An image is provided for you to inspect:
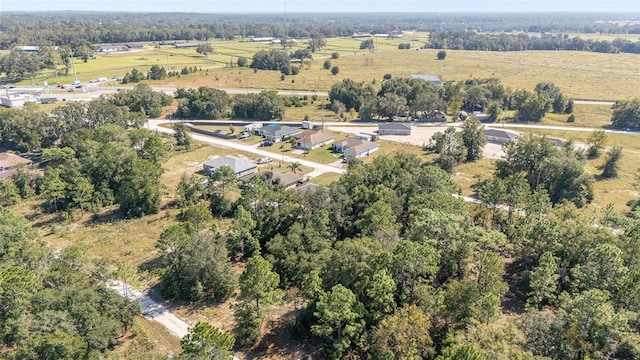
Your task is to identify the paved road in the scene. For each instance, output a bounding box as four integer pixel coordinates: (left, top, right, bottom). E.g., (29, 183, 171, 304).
(107, 280, 190, 338)
(149, 120, 346, 177)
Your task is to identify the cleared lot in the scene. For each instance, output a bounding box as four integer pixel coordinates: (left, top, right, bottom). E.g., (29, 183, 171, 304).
(328, 125, 506, 159)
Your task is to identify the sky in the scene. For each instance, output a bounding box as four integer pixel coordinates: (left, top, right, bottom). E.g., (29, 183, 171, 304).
(1, 0, 639, 13)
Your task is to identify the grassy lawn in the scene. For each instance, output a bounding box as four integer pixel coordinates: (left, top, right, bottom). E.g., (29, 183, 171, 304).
(536, 104, 614, 129)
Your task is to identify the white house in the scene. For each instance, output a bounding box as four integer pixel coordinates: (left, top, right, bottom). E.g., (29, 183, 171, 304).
(203, 155, 257, 177)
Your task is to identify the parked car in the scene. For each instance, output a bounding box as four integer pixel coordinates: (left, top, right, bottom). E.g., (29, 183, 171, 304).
(71, 80, 81, 86)
(259, 140, 273, 147)
(257, 157, 272, 164)
(238, 131, 250, 139)
(89, 79, 99, 83)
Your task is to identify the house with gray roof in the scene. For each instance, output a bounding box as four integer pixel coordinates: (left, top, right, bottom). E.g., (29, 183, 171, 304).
(294, 131, 334, 150)
(343, 141, 381, 159)
(259, 124, 301, 143)
(484, 129, 519, 145)
(378, 123, 412, 136)
(332, 138, 366, 153)
(203, 155, 257, 177)
(409, 74, 442, 87)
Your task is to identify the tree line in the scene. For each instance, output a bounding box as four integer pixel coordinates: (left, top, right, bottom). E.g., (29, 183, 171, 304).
(1, 12, 637, 49)
(428, 31, 640, 54)
(329, 76, 573, 121)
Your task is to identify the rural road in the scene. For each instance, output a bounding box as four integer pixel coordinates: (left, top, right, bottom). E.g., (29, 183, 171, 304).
(148, 120, 347, 177)
(107, 280, 190, 338)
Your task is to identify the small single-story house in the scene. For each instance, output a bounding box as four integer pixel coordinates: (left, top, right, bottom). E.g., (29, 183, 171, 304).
(332, 138, 367, 153)
(378, 123, 412, 136)
(259, 124, 301, 143)
(203, 155, 257, 177)
(0, 152, 32, 181)
(409, 74, 442, 87)
(240, 171, 303, 189)
(295, 131, 334, 150)
(343, 141, 381, 159)
(484, 129, 519, 145)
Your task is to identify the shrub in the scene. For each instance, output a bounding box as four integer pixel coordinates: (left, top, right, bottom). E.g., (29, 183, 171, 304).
(331, 66, 340, 75)
(323, 59, 331, 70)
(237, 57, 248, 67)
(383, 73, 392, 80)
(567, 114, 575, 123)
(437, 50, 447, 60)
(331, 52, 340, 59)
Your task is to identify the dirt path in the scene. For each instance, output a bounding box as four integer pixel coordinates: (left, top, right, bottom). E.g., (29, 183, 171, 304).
(107, 280, 191, 338)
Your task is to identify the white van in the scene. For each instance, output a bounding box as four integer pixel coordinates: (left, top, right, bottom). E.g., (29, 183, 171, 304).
(71, 80, 81, 86)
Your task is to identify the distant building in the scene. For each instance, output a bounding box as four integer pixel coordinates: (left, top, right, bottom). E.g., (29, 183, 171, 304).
(355, 133, 376, 142)
(378, 123, 412, 136)
(351, 33, 372, 38)
(1, 94, 38, 108)
(294, 131, 334, 150)
(251, 37, 276, 42)
(203, 155, 257, 177)
(173, 43, 203, 48)
(409, 74, 442, 87)
(259, 124, 301, 143)
(484, 129, 519, 145)
(16, 45, 40, 53)
(96, 43, 128, 52)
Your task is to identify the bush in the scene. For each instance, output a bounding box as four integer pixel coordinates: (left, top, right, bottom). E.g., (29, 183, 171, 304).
(331, 52, 340, 59)
(437, 50, 447, 60)
(567, 114, 575, 123)
(383, 73, 392, 80)
(323, 59, 331, 70)
(291, 66, 300, 75)
(331, 66, 340, 75)
(237, 57, 248, 67)
(398, 43, 411, 49)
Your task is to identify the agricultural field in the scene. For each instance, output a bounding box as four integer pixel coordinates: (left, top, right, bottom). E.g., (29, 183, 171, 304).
(24, 35, 640, 102)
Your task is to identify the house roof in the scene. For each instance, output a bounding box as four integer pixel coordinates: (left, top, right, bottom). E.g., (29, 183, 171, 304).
(295, 131, 334, 145)
(344, 142, 380, 157)
(378, 122, 412, 131)
(484, 129, 519, 141)
(260, 124, 300, 138)
(203, 155, 256, 175)
(239, 171, 303, 188)
(409, 75, 442, 84)
(0, 152, 31, 168)
(333, 137, 366, 149)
